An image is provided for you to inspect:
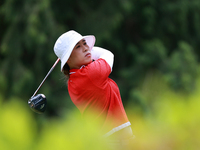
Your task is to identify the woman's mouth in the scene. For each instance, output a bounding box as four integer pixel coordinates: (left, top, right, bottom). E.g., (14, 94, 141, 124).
(85, 53, 91, 57)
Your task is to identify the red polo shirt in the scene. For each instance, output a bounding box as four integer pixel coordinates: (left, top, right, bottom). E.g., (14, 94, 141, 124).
(68, 58, 130, 134)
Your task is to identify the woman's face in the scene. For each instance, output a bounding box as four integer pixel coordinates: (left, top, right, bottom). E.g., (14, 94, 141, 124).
(67, 39, 92, 69)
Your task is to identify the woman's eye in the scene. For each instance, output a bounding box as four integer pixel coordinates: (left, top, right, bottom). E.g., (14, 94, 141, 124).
(76, 45, 80, 49)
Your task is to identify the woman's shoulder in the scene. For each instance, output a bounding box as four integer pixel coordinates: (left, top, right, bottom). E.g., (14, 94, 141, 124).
(87, 58, 110, 71)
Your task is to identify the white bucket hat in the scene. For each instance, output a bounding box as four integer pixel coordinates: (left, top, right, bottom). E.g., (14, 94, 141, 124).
(54, 30, 95, 71)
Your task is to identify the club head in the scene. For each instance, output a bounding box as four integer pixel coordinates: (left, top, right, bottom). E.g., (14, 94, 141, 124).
(28, 94, 47, 114)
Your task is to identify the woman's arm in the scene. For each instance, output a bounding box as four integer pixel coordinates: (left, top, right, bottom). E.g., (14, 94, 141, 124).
(91, 47, 114, 71)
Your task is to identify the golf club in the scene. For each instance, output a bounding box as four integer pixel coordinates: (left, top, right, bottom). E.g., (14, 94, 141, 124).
(28, 58, 60, 113)
(31, 58, 60, 98)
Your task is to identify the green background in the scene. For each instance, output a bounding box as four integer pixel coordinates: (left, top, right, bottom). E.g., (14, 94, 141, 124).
(0, 0, 200, 149)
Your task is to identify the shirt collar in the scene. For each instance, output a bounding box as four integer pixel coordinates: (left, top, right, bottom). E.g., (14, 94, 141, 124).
(69, 65, 85, 75)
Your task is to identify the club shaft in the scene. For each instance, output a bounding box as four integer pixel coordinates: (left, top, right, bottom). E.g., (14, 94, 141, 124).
(31, 58, 60, 98)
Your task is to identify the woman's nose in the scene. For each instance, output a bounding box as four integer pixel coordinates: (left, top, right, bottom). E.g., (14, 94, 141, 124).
(83, 45, 89, 52)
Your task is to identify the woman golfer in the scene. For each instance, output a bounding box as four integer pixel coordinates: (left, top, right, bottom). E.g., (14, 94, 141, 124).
(54, 30, 133, 144)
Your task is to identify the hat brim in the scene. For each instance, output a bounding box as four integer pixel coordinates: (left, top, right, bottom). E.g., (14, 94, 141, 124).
(60, 35, 95, 71)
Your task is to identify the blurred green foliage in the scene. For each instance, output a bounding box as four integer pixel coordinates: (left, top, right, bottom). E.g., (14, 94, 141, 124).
(0, 75, 200, 150)
(1, 2, 200, 148)
(1, 0, 200, 116)
(0, 96, 37, 150)
(126, 76, 200, 150)
(1, 0, 200, 148)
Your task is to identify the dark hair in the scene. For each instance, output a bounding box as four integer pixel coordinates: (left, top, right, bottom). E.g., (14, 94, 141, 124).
(62, 62, 70, 78)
